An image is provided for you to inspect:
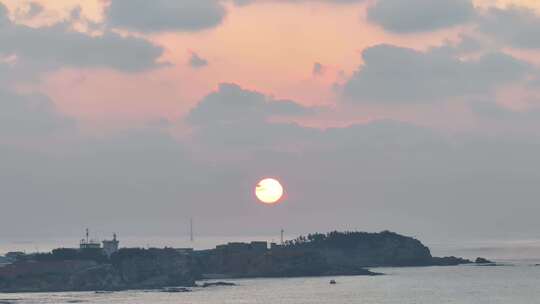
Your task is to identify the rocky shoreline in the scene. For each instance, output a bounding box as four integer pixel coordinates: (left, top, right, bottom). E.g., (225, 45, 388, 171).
(0, 248, 196, 293)
(0, 231, 490, 293)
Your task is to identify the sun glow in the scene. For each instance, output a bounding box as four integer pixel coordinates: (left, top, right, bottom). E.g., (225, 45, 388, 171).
(255, 178, 284, 204)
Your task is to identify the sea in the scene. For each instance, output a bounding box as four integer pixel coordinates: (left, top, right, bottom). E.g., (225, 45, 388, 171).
(1, 236, 540, 303)
(1, 263, 539, 304)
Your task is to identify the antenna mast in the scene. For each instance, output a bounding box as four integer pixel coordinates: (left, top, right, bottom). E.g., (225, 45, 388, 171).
(280, 228, 284, 245)
(190, 218, 194, 242)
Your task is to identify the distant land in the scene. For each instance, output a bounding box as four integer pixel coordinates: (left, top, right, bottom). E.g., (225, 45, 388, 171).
(0, 231, 492, 293)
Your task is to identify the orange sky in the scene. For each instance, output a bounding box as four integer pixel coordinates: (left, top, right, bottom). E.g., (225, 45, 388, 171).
(3, 0, 540, 131)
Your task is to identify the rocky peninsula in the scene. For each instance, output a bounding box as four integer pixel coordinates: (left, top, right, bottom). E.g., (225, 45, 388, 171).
(0, 231, 485, 293)
(0, 248, 196, 293)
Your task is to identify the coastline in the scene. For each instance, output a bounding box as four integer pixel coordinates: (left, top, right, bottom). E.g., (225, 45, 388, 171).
(0, 231, 491, 293)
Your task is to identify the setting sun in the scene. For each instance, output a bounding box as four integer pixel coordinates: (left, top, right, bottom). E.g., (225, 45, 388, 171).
(255, 178, 284, 204)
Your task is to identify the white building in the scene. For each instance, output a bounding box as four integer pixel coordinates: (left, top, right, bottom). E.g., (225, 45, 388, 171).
(102, 233, 119, 257)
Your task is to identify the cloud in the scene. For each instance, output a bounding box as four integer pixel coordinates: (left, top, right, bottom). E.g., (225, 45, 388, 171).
(0, 127, 194, 237)
(3, 80, 540, 240)
(189, 52, 208, 68)
(0, 60, 73, 139)
(0, 3, 8, 26)
(15, 2, 44, 20)
(187, 83, 316, 148)
(26, 2, 44, 18)
(477, 6, 540, 49)
(105, 0, 226, 33)
(4, 106, 540, 240)
(343, 44, 528, 103)
(367, 0, 475, 33)
(188, 83, 311, 125)
(0, 62, 9, 83)
(0, 3, 164, 73)
(0, 88, 75, 138)
(3, 0, 540, 243)
(471, 100, 540, 126)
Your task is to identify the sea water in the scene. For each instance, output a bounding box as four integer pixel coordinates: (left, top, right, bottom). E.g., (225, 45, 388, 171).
(1, 262, 539, 304)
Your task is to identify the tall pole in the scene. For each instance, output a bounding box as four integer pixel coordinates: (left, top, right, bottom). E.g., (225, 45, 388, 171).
(190, 218, 194, 242)
(280, 228, 284, 245)
(86, 228, 89, 243)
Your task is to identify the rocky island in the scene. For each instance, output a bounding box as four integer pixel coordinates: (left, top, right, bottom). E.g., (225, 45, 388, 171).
(0, 231, 485, 293)
(0, 248, 196, 293)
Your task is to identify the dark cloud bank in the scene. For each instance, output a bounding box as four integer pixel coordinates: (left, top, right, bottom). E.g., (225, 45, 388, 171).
(2, 82, 540, 242)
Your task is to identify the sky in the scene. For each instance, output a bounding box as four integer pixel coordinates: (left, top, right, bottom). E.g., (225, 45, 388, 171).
(2, 0, 540, 245)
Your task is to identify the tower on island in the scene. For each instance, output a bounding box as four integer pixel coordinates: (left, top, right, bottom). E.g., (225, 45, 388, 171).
(79, 229, 120, 257)
(102, 233, 119, 257)
(79, 228, 100, 250)
(190, 218, 194, 242)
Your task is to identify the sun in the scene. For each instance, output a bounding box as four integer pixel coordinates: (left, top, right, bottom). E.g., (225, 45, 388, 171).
(255, 178, 284, 204)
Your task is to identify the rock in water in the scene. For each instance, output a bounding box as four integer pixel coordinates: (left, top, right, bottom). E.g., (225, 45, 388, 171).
(161, 287, 191, 293)
(201, 281, 236, 288)
(475, 257, 494, 264)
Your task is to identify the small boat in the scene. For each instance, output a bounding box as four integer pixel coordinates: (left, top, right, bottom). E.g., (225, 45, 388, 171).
(329, 280, 337, 284)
